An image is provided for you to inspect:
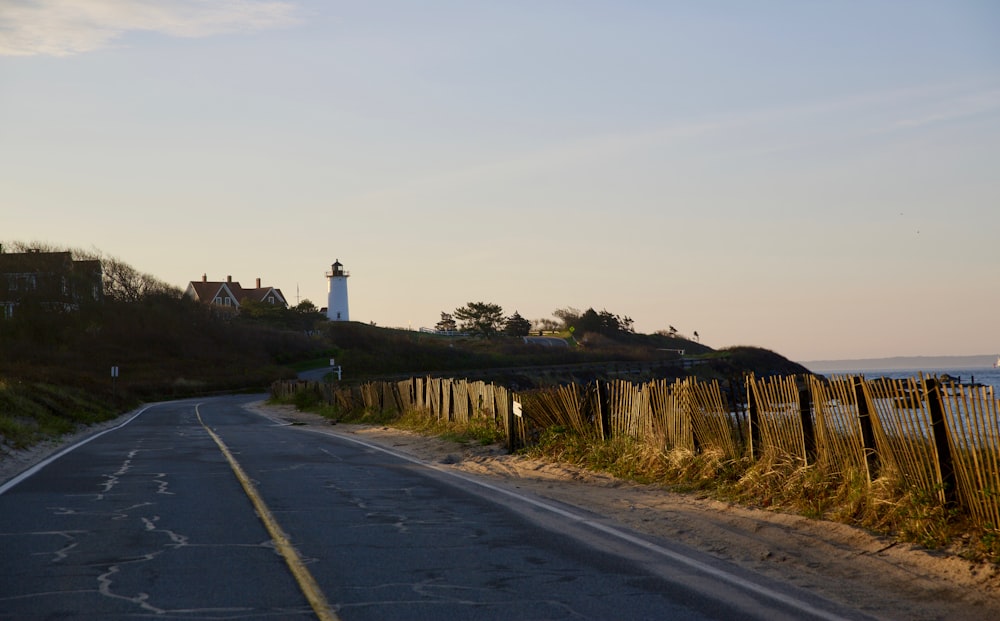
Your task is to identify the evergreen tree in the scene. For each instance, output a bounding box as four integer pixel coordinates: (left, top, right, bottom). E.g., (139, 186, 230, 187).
(574, 307, 634, 337)
(504, 311, 532, 337)
(435, 312, 457, 332)
(454, 302, 505, 337)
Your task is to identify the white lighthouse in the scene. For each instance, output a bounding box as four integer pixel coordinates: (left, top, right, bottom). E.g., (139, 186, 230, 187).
(326, 259, 350, 321)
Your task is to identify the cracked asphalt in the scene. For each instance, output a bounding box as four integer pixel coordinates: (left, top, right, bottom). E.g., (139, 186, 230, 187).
(0, 395, 870, 620)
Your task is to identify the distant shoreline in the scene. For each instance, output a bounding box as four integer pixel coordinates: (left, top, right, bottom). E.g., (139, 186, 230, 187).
(800, 354, 997, 373)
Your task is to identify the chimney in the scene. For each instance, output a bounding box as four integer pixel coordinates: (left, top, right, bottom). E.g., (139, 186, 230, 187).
(256, 277, 261, 289)
(227, 275, 232, 283)
(202, 273, 207, 282)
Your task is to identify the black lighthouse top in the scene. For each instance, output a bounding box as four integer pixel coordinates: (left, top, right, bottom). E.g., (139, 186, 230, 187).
(328, 260, 349, 278)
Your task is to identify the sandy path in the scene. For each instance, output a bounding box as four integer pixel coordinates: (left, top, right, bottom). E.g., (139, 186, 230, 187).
(4, 401, 998, 620)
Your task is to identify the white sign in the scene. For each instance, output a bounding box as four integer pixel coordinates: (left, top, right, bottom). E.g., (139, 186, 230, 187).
(111, 366, 119, 378)
(513, 400, 522, 418)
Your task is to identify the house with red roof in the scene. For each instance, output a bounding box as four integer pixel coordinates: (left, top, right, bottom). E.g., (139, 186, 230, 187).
(184, 275, 287, 311)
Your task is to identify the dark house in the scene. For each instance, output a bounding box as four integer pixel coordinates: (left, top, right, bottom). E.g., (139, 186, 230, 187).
(0, 249, 104, 318)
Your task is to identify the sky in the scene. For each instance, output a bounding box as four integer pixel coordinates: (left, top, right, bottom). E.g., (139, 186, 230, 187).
(2, 1, 998, 362)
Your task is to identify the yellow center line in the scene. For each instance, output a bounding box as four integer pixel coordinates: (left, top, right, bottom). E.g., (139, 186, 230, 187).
(196, 404, 339, 621)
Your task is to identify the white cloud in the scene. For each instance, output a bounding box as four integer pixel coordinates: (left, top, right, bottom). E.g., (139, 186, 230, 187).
(893, 87, 1000, 129)
(0, 0, 299, 57)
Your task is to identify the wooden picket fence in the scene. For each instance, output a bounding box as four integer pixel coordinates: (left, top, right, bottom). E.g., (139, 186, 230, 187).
(271, 377, 523, 450)
(272, 372, 1000, 531)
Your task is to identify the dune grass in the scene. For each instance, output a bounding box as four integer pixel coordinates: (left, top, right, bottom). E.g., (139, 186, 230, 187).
(525, 429, 998, 562)
(0, 381, 116, 449)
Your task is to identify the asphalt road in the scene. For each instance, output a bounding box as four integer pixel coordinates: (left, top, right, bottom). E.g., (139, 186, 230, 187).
(0, 395, 873, 620)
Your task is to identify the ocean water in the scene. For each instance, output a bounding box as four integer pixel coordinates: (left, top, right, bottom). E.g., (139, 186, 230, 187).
(822, 367, 1000, 395)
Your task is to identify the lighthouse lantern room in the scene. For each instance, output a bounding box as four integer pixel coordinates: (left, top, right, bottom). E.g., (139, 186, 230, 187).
(326, 259, 350, 321)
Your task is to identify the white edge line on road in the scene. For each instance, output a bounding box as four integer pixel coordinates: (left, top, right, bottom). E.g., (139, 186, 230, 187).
(0, 404, 156, 497)
(308, 427, 852, 621)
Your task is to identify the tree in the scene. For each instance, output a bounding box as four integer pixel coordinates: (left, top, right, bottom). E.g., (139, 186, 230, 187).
(239, 299, 286, 322)
(293, 299, 319, 314)
(574, 307, 634, 337)
(532, 317, 560, 332)
(100, 255, 177, 302)
(435, 312, 457, 333)
(291, 300, 325, 331)
(239, 299, 324, 331)
(553, 307, 581, 330)
(453, 301, 505, 337)
(504, 311, 532, 337)
(618, 313, 635, 334)
(576, 308, 603, 334)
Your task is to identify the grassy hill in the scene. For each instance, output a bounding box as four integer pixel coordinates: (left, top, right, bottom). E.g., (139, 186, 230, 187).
(1, 305, 808, 449)
(0, 293, 313, 448)
(0, 247, 810, 451)
(315, 322, 810, 385)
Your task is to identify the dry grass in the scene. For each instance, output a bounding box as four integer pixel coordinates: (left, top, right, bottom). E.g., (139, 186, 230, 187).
(526, 428, 998, 560)
(274, 374, 1000, 563)
(0, 381, 115, 449)
(393, 410, 505, 446)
